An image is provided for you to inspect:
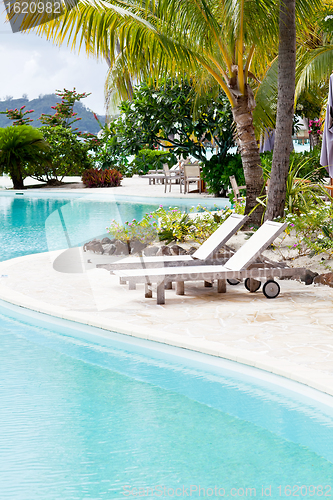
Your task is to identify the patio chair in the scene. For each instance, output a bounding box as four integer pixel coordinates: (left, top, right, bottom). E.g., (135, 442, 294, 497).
(163, 164, 183, 193)
(114, 220, 305, 304)
(184, 165, 202, 194)
(96, 214, 248, 275)
(229, 175, 246, 203)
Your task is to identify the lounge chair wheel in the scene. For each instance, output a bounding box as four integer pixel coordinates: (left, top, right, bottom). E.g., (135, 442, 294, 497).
(227, 279, 241, 286)
(263, 280, 280, 299)
(244, 278, 261, 292)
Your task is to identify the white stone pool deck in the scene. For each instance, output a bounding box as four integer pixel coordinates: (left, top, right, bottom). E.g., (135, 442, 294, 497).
(1, 177, 333, 398)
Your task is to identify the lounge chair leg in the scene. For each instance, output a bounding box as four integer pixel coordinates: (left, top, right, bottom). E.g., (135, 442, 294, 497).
(119, 277, 126, 285)
(204, 280, 213, 287)
(165, 281, 172, 289)
(176, 281, 185, 295)
(145, 282, 152, 298)
(217, 279, 226, 293)
(128, 282, 136, 290)
(156, 282, 165, 305)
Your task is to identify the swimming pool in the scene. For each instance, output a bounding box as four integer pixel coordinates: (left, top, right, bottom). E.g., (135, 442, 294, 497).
(1, 191, 333, 499)
(1, 300, 333, 499)
(0, 192, 228, 262)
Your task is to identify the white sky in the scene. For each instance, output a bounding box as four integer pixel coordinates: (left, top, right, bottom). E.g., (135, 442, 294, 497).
(0, 4, 108, 114)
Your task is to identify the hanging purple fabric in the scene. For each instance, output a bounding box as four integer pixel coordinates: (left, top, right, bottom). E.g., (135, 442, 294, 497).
(259, 129, 275, 153)
(320, 74, 333, 177)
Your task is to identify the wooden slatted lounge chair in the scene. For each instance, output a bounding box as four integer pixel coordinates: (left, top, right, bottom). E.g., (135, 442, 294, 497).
(97, 214, 248, 275)
(114, 220, 305, 304)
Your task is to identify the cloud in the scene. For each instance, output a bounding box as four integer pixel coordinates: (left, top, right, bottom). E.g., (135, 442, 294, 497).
(0, 7, 108, 114)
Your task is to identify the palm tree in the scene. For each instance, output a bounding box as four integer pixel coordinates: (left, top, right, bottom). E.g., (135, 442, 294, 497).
(22, 0, 282, 224)
(265, 0, 296, 221)
(0, 125, 49, 189)
(21, 0, 319, 223)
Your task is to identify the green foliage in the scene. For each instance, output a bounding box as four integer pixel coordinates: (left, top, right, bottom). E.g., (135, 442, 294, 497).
(258, 153, 330, 221)
(93, 125, 130, 173)
(104, 79, 234, 165)
(129, 149, 177, 175)
(261, 148, 325, 182)
(30, 126, 93, 184)
(282, 207, 333, 257)
(201, 154, 245, 196)
(107, 205, 234, 246)
(82, 168, 122, 188)
(107, 216, 158, 245)
(0, 125, 49, 188)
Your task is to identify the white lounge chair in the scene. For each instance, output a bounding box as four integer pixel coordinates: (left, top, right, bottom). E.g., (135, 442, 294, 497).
(114, 220, 304, 304)
(99, 213, 248, 274)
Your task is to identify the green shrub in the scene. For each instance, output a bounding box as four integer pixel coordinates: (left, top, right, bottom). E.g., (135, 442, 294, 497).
(201, 154, 244, 196)
(128, 149, 177, 175)
(82, 168, 122, 188)
(260, 148, 325, 182)
(107, 205, 234, 245)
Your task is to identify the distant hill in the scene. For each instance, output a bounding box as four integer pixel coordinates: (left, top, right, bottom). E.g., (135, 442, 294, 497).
(0, 94, 106, 134)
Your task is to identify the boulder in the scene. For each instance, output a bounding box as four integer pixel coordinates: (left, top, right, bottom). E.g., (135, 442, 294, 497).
(187, 246, 198, 255)
(101, 237, 115, 245)
(143, 246, 159, 257)
(170, 244, 187, 256)
(102, 243, 116, 255)
(129, 239, 147, 254)
(114, 240, 129, 255)
(83, 240, 104, 254)
(156, 245, 172, 256)
(314, 273, 333, 287)
(300, 269, 318, 286)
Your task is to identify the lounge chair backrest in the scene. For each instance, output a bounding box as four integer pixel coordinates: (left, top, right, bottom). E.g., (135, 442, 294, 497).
(224, 220, 287, 271)
(193, 213, 248, 260)
(163, 164, 170, 175)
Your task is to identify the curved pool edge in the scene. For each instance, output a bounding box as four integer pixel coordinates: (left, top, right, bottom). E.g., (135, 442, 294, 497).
(1, 253, 333, 401)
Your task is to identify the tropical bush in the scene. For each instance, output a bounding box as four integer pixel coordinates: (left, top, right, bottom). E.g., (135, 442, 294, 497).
(281, 207, 333, 258)
(201, 154, 244, 197)
(82, 168, 122, 187)
(261, 155, 329, 216)
(31, 125, 94, 184)
(0, 125, 49, 188)
(261, 148, 325, 182)
(107, 205, 233, 245)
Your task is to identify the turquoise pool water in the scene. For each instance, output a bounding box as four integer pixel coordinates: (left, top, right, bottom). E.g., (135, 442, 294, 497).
(1, 303, 333, 499)
(0, 192, 227, 260)
(1, 192, 333, 499)
(0, 193, 227, 262)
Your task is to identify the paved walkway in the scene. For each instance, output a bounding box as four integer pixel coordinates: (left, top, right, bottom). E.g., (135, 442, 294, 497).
(1, 178, 333, 397)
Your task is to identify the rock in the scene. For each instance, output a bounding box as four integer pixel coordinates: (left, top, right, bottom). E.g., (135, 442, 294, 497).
(102, 243, 116, 255)
(156, 245, 172, 256)
(170, 244, 187, 256)
(101, 237, 115, 245)
(300, 269, 318, 286)
(314, 273, 333, 287)
(187, 246, 198, 255)
(114, 240, 129, 255)
(143, 246, 159, 257)
(83, 240, 104, 254)
(129, 239, 147, 254)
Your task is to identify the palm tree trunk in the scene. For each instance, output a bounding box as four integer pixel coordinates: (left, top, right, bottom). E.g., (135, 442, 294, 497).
(10, 164, 25, 189)
(232, 91, 265, 226)
(265, 0, 296, 221)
